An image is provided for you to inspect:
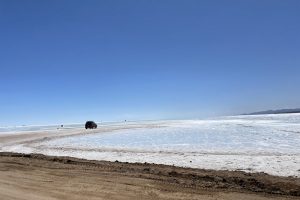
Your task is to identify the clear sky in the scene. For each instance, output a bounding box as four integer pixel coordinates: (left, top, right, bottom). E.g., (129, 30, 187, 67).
(0, 0, 300, 126)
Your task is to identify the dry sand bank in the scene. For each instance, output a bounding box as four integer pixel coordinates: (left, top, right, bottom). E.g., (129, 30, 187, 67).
(0, 152, 299, 200)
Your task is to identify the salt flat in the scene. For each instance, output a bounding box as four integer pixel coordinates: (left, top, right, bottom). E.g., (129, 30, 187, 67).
(1, 114, 300, 177)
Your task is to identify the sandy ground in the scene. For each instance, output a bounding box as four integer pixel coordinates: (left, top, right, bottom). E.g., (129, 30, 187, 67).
(0, 123, 300, 199)
(0, 152, 299, 200)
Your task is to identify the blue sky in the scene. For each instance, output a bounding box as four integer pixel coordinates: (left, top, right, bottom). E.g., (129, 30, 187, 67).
(0, 0, 300, 125)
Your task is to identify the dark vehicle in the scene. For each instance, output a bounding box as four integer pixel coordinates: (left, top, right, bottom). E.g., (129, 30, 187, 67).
(85, 121, 97, 129)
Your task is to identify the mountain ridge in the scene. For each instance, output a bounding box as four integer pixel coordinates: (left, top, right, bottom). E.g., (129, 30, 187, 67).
(244, 108, 300, 115)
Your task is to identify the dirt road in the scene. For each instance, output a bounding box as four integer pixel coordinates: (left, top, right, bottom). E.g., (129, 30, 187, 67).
(0, 152, 299, 200)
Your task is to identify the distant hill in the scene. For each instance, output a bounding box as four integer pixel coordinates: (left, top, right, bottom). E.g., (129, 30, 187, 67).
(244, 108, 300, 115)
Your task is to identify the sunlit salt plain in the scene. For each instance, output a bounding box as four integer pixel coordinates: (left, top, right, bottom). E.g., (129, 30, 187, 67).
(1, 114, 300, 177)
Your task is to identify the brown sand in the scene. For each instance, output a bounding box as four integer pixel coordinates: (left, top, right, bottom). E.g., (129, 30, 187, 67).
(0, 152, 299, 200)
